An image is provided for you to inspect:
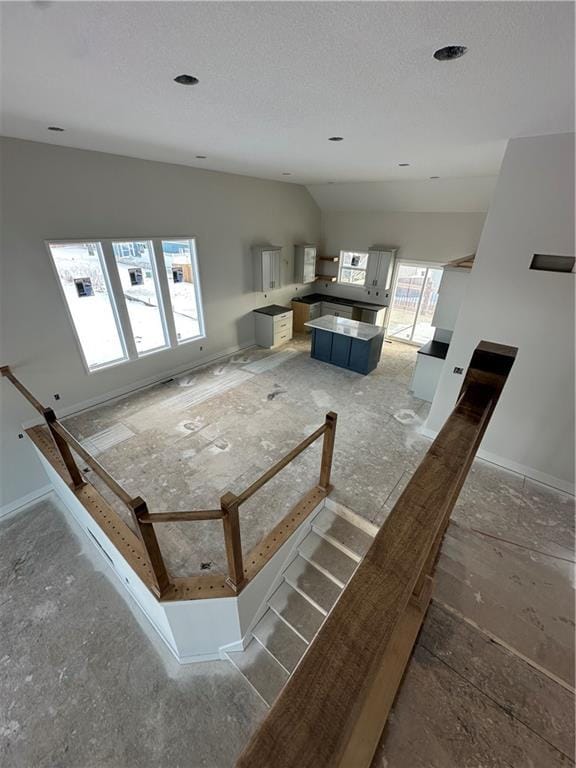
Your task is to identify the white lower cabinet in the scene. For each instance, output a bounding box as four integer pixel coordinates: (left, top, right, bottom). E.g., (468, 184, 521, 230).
(410, 354, 445, 402)
(322, 302, 354, 320)
(255, 310, 293, 348)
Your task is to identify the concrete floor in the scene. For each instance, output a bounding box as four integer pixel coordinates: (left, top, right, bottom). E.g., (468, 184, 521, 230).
(2, 338, 574, 767)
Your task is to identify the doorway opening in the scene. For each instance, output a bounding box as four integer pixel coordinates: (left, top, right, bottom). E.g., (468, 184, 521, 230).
(386, 263, 443, 345)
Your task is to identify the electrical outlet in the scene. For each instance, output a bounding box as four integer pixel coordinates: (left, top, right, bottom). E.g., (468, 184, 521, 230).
(453, 366, 464, 375)
(54, 393, 61, 400)
(18, 433, 24, 439)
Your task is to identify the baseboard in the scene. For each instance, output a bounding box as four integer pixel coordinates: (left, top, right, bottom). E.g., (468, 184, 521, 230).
(419, 426, 575, 496)
(0, 484, 54, 520)
(22, 341, 257, 428)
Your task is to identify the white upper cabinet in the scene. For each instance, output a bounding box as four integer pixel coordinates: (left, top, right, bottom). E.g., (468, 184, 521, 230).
(366, 248, 397, 289)
(431, 267, 470, 331)
(294, 244, 317, 284)
(253, 245, 282, 291)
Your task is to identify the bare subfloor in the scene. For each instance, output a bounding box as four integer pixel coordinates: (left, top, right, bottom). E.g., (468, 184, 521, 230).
(2, 339, 574, 767)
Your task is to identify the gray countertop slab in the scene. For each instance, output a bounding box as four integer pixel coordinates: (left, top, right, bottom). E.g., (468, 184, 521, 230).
(292, 293, 387, 311)
(304, 315, 385, 340)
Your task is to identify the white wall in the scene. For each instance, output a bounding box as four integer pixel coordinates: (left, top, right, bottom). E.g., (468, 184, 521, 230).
(315, 210, 486, 301)
(0, 138, 320, 508)
(425, 133, 575, 492)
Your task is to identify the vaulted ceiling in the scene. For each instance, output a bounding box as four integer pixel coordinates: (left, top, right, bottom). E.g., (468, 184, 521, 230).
(1, 1, 573, 198)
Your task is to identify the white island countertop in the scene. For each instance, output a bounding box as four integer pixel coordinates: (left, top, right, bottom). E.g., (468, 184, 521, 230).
(304, 315, 385, 341)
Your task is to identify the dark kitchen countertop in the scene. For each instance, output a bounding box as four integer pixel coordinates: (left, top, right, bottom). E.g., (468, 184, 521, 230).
(253, 304, 292, 317)
(291, 293, 387, 311)
(417, 340, 450, 360)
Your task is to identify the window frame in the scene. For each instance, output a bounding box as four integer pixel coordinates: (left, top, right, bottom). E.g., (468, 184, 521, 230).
(45, 236, 206, 374)
(337, 250, 370, 288)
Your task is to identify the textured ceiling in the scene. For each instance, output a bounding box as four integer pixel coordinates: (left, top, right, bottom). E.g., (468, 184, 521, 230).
(0, 1, 573, 188)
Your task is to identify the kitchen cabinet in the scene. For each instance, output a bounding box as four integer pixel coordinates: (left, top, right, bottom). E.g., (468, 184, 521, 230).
(307, 316, 384, 375)
(322, 302, 354, 320)
(291, 294, 387, 333)
(357, 307, 386, 326)
(253, 245, 282, 291)
(431, 267, 469, 331)
(294, 245, 317, 284)
(410, 340, 449, 402)
(254, 305, 293, 348)
(366, 248, 397, 291)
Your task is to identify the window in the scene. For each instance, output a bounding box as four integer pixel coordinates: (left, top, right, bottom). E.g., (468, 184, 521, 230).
(160, 239, 204, 343)
(338, 251, 368, 286)
(111, 240, 167, 354)
(48, 242, 127, 369)
(47, 237, 205, 372)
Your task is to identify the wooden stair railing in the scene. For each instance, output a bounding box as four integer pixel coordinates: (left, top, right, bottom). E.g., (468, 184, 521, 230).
(1, 365, 337, 599)
(236, 341, 517, 768)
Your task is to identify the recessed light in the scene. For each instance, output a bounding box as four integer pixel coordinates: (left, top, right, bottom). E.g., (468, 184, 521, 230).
(174, 74, 199, 85)
(433, 45, 467, 61)
(430, 176, 440, 179)
(47, 126, 64, 132)
(398, 163, 410, 167)
(195, 155, 207, 159)
(328, 136, 343, 142)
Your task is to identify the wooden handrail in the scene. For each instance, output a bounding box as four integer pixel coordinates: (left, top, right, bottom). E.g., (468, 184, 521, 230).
(235, 420, 331, 505)
(1, 365, 46, 414)
(50, 421, 134, 506)
(2, 364, 339, 603)
(221, 412, 338, 590)
(139, 509, 224, 524)
(236, 341, 517, 768)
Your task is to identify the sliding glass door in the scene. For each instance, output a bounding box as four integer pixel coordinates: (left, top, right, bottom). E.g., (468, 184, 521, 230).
(387, 263, 443, 344)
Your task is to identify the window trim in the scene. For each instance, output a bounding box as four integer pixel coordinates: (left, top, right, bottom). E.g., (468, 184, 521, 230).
(337, 250, 370, 288)
(45, 236, 206, 374)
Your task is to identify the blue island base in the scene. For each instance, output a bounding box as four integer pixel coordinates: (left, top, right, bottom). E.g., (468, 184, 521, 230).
(310, 328, 384, 375)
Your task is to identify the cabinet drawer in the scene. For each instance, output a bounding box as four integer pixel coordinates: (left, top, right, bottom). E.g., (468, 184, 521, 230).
(274, 330, 292, 345)
(324, 304, 353, 319)
(308, 303, 322, 319)
(274, 312, 292, 325)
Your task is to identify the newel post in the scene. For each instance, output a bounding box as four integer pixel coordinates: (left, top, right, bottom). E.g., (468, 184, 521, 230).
(129, 496, 171, 598)
(221, 491, 245, 592)
(319, 411, 337, 491)
(43, 408, 85, 489)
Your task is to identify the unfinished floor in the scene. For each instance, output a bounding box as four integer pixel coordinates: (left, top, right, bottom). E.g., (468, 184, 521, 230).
(1, 338, 574, 767)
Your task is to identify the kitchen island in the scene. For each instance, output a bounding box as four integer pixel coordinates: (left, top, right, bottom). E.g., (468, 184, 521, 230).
(305, 315, 385, 375)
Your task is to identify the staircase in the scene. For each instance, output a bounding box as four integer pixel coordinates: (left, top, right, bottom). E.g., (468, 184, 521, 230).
(227, 501, 377, 705)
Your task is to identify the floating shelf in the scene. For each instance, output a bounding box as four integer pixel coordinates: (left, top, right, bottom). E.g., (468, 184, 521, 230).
(315, 275, 338, 282)
(318, 256, 339, 262)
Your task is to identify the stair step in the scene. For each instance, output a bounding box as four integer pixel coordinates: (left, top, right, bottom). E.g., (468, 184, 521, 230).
(268, 581, 324, 643)
(313, 507, 374, 560)
(252, 609, 308, 672)
(299, 531, 357, 587)
(284, 555, 342, 613)
(228, 638, 289, 706)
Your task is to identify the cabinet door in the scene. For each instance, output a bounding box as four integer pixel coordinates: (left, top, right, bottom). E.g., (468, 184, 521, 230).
(376, 251, 394, 289)
(365, 252, 381, 288)
(264, 250, 281, 290)
(303, 247, 316, 283)
(261, 252, 272, 291)
(273, 251, 282, 289)
(312, 329, 332, 361)
(330, 334, 352, 367)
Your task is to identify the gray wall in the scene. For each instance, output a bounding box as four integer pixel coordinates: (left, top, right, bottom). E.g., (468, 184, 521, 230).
(316, 210, 487, 301)
(426, 133, 575, 491)
(0, 138, 320, 508)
